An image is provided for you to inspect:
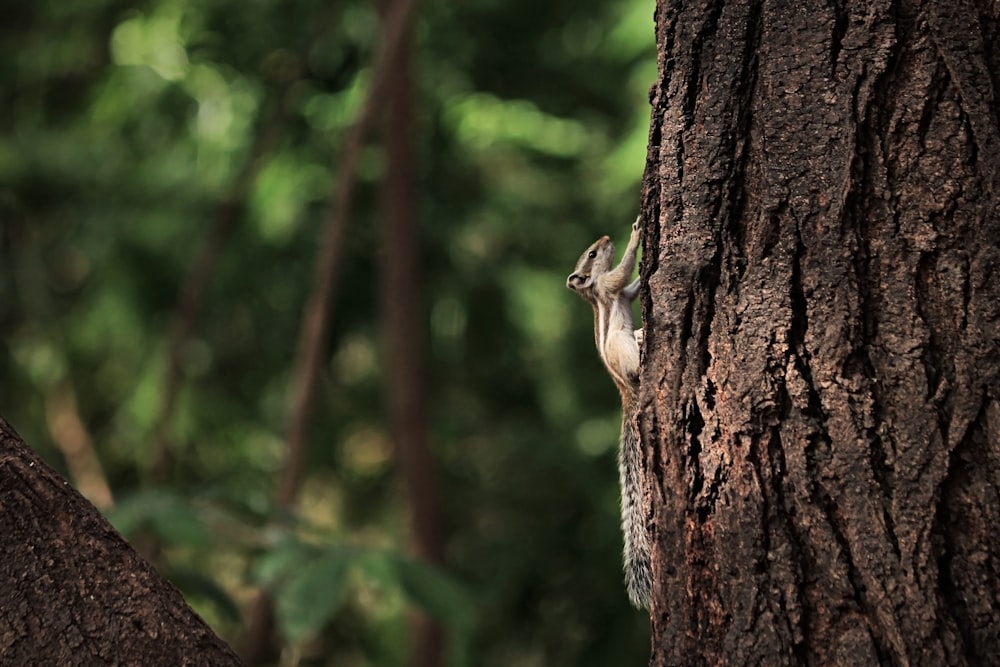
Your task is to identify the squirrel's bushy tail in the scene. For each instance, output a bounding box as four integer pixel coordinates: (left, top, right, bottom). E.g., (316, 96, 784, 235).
(619, 408, 651, 609)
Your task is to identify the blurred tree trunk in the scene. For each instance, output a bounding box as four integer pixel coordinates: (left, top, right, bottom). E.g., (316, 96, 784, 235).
(240, 0, 421, 659)
(638, 1, 1000, 665)
(377, 0, 445, 664)
(0, 416, 243, 665)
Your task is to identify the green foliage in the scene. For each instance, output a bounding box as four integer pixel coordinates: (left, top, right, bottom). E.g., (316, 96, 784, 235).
(393, 556, 476, 634)
(0, 0, 656, 663)
(110, 488, 211, 548)
(258, 541, 353, 647)
(249, 538, 477, 656)
(169, 565, 244, 623)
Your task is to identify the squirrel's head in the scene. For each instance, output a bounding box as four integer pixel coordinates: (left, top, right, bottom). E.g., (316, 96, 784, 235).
(566, 235, 614, 296)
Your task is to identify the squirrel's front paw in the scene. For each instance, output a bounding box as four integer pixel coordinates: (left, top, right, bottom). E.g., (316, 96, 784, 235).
(631, 216, 642, 239)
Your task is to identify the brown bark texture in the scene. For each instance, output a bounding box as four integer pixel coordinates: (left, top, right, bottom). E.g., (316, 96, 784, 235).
(639, 0, 1000, 665)
(0, 416, 243, 665)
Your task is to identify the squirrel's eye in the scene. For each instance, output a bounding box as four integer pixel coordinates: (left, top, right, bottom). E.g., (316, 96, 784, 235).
(588, 251, 597, 258)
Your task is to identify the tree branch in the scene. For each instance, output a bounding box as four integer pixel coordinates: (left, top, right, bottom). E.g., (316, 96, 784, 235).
(0, 416, 243, 665)
(44, 378, 114, 511)
(276, 0, 422, 508)
(148, 89, 291, 485)
(241, 0, 424, 660)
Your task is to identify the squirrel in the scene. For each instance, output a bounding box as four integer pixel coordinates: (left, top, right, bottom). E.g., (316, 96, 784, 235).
(566, 216, 651, 609)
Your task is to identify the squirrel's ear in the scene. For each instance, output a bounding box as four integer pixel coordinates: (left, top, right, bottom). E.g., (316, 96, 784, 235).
(567, 273, 592, 290)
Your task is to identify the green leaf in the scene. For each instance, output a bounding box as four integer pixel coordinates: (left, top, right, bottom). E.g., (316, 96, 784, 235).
(107, 489, 209, 548)
(252, 538, 317, 588)
(274, 547, 351, 646)
(168, 565, 241, 622)
(393, 557, 477, 632)
(356, 549, 398, 591)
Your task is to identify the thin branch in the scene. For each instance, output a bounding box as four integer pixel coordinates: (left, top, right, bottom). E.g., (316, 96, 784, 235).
(147, 90, 290, 485)
(276, 0, 422, 508)
(44, 378, 114, 511)
(376, 0, 444, 663)
(241, 0, 424, 660)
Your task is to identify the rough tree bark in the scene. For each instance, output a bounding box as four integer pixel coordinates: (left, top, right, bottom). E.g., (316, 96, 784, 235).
(0, 416, 243, 665)
(639, 1, 1000, 665)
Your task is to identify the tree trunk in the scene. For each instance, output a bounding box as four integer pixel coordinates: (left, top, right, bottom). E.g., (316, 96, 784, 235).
(378, 0, 446, 663)
(639, 1, 1000, 665)
(0, 416, 243, 665)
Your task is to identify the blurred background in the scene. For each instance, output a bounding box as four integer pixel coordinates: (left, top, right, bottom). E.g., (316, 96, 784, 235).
(0, 0, 655, 664)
